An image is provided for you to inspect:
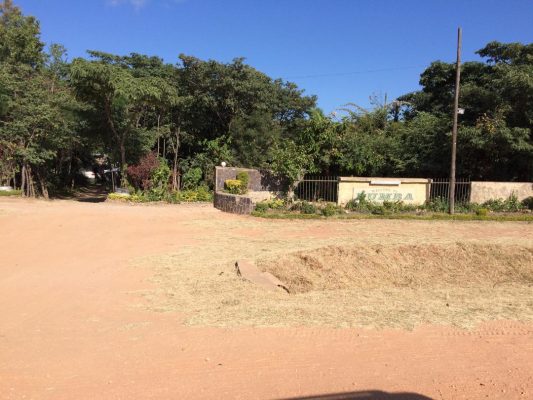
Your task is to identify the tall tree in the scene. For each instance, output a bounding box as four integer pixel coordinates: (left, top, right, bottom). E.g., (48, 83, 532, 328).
(70, 52, 175, 185)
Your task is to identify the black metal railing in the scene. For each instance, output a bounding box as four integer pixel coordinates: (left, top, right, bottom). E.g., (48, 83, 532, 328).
(294, 176, 472, 205)
(430, 178, 471, 203)
(295, 175, 339, 203)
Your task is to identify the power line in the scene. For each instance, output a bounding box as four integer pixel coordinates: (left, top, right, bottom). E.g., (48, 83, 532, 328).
(283, 65, 425, 80)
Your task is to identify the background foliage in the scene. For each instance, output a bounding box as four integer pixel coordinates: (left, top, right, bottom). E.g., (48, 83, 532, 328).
(0, 1, 531, 198)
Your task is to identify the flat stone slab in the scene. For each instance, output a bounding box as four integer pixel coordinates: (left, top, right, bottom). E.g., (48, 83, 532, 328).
(235, 260, 289, 293)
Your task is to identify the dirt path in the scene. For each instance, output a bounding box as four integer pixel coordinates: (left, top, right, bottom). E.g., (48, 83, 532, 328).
(0, 198, 532, 400)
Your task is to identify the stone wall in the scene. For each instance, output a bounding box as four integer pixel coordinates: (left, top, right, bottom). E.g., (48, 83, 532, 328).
(214, 166, 288, 215)
(214, 166, 287, 193)
(470, 181, 533, 203)
(338, 177, 431, 206)
(213, 192, 255, 215)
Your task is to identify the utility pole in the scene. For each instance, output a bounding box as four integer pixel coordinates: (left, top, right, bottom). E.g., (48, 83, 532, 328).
(449, 27, 462, 214)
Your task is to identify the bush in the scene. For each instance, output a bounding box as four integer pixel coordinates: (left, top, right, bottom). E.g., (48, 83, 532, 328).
(236, 171, 250, 193)
(482, 193, 524, 212)
(166, 187, 213, 203)
(179, 186, 213, 202)
(424, 197, 449, 213)
(149, 160, 171, 197)
(522, 196, 533, 210)
(0, 189, 21, 196)
(225, 179, 244, 194)
(346, 192, 419, 214)
(194, 186, 213, 202)
(476, 208, 489, 216)
(127, 152, 160, 190)
(267, 198, 285, 209)
(370, 204, 387, 215)
(300, 201, 317, 215)
(254, 202, 269, 213)
(254, 198, 285, 213)
(182, 167, 203, 190)
(321, 203, 340, 217)
(107, 192, 132, 202)
(423, 198, 479, 213)
(345, 192, 369, 213)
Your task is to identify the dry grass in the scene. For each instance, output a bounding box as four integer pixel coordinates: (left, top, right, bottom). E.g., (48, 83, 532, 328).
(129, 213, 533, 329)
(258, 243, 533, 293)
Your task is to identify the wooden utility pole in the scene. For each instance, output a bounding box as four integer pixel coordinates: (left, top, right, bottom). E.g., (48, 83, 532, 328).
(449, 27, 462, 214)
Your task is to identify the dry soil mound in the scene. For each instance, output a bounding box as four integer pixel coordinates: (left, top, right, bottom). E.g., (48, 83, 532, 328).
(258, 243, 533, 294)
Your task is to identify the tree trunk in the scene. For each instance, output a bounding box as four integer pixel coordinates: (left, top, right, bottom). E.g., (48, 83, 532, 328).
(104, 98, 127, 187)
(156, 114, 161, 156)
(171, 128, 180, 191)
(288, 172, 305, 202)
(119, 137, 127, 187)
(25, 165, 35, 197)
(36, 169, 49, 200)
(21, 164, 26, 197)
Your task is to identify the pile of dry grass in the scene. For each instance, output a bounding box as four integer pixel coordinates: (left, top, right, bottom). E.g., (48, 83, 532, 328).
(139, 240, 533, 329)
(258, 243, 533, 294)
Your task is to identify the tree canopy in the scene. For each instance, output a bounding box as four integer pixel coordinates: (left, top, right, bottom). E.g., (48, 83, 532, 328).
(0, 1, 531, 198)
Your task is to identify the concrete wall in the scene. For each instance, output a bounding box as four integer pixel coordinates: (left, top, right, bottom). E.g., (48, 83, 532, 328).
(470, 181, 533, 204)
(338, 177, 431, 206)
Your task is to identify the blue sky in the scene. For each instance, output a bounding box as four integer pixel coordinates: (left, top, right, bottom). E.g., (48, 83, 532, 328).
(16, 0, 533, 112)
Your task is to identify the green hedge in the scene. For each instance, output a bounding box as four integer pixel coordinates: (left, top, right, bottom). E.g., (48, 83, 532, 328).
(107, 188, 213, 204)
(251, 210, 533, 222)
(0, 190, 22, 197)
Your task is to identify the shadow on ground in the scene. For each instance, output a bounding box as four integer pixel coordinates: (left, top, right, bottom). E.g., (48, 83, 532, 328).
(279, 391, 433, 400)
(53, 184, 108, 203)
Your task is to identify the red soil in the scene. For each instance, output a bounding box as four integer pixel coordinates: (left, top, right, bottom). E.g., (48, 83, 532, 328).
(0, 198, 531, 400)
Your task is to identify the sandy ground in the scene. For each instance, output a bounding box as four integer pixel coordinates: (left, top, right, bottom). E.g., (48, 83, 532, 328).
(0, 198, 532, 400)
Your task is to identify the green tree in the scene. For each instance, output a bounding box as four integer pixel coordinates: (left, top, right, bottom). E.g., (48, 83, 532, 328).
(0, 0, 44, 67)
(70, 52, 175, 185)
(0, 1, 82, 197)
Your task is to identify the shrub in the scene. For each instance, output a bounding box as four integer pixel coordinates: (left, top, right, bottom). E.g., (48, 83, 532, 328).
(108, 187, 213, 204)
(522, 196, 533, 210)
(482, 193, 523, 212)
(370, 204, 387, 215)
(300, 201, 317, 215)
(130, 193, 148, 203)
(289, 201, 303, 211)
(254, 198, 285, 213)
(194, 186, 213, 202)
(107, 193, 132, 202)
(321, 203, 339, 217)
(254, 202, 269, 213)
(346, 193, 419, 214)
(267, 198, 285, 209)
(182, 167, 203, 190)
(423, 198, 482, 213)
(127, 152, 159, 190)
(150, 160, 171, 194)
(225, 179, 244, 194)
(476, 208, 489, 216)
(345, 192, 375, 213)
(424, 197, 449, 213)
(236, 171, 250, 193)
(0, 189, 21, 196)
(173, 187, 213, 202)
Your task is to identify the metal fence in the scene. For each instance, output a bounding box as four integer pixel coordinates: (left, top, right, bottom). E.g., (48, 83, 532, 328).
(294, 176, 472, 205)
(430, 178, 471, 203)
(295, 175, 338, 203)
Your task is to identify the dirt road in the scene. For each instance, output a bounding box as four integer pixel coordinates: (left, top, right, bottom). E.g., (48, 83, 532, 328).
(1, 198, 532, 399)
